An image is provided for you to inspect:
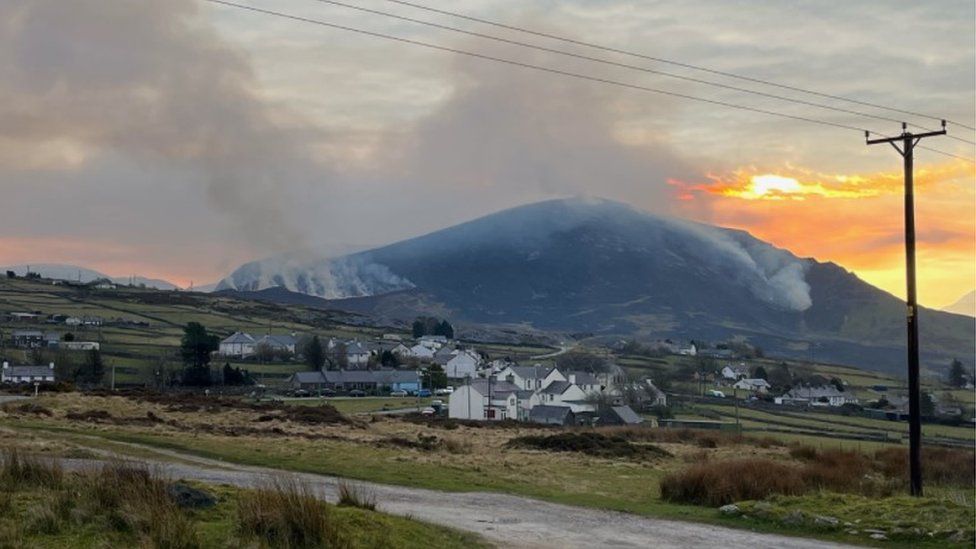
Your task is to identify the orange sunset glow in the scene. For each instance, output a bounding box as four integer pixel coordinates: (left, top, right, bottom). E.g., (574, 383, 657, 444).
(671, 160, 976, 308)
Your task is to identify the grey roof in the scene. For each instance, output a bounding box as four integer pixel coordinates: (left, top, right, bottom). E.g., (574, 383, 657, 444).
(3, 365, 54, 377)
(291, 371, 326, 384)
(345, 342, 369, 355)
(466, 378, 520, 395)
(255, 334, 296, 348)
(11, 330, 43, 337)
(322, 369, 420, 384)
(529, 405, 574, 423)
(540, 380, 573, 395)
(608, 405, 644, 425)
(567, 371, 599, 386)
(514, 390, 536, 400)
(508, 365, 553, 380)
(221, 332, 255, 344)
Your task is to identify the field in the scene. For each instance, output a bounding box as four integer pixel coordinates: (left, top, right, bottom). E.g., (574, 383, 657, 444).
(1, 392, 973, 547)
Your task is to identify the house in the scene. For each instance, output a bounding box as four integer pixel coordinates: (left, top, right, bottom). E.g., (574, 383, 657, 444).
(497, 364, 564, 392)
(528, 405, 576, 426)
(219, 332, 256, 357)
(599, 405, 644, 425)
(1, 362, 55, 384)
(287, 369, 421, 394)
(732, 378, 771, 394)
(538, 380, 590, 411)
(8, 312, 42, 322)
(408, 344, 435, 360)
(254, 334, 297, 355)
(345, 341, 370, 367)
(43, 332, 61, 348)
(721, 365, 749, 381)
(778, 385, 858, 407)
(443, 350, 480, 379)
(677, 343, 697, 356)
(449, 378, 522, 421)
(565, 371, 603, 395)
(11, 330, 44, 348)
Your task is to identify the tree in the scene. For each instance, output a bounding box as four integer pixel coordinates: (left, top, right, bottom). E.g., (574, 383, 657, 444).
(179, 322, 219, 368)
(379, 350, 400, 368)
(434, 320, 454, 339)
(63, 332, 75, 342)
(411, 319, 426, 339)
(254, 342, 276, 363)
(305, 336, 325, 370)
(753, 366, 768, 380)
(556, 351, 611, 374)
(222, 363, 252, 386)
(423, 364, 448, 389)
(949, 359, 968, 388)
(830, 377, 845, 393)
(75, 349, 105, 384)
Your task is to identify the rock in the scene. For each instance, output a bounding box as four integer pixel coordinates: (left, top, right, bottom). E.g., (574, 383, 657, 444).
(814, 515, 840, 528)
(869, 533, 888, 541)
(846, 530, 859, 535)
(167, 482, 216, 509)
(719, 504, 740, 516)
(782, 510, 806, 526)
(864, 529, 886, 535)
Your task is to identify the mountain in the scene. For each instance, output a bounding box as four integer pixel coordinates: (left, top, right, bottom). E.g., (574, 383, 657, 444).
(217, 197, 974, 374)
(943, 290, 975, 318)
(3, 263, 179, 290)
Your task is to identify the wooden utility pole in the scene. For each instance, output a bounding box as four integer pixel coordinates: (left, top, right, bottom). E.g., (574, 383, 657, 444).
(866, 121, 946, 497)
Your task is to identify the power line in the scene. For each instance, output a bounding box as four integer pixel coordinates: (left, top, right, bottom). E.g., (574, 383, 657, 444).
(385, 0, 976, 135)
(312, 0, 976, 147)
(204, 0, 975, 164)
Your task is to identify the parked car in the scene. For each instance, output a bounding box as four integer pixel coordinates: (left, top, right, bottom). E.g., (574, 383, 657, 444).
(430, 399, 444, 407)
(420, 407, 436, 416)
(416, 389, 432, 398)
(348, 389, 366, 397)
(390, 390, 408, 397)
(706, 390, 726, 398)
(434, 386, 454, 396)
(320, 388, 336, 397)
(292, 389, 309, 397)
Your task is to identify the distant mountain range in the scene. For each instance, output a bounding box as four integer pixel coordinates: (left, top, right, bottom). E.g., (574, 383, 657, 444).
(943, 290, 975, 318)
(163, 198, 976, 374)
(2, 264, 181, 291)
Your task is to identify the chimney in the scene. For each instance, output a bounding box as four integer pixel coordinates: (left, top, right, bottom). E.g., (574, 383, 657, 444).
(2, 361, 8, 369)
(569, 374, 576, 384)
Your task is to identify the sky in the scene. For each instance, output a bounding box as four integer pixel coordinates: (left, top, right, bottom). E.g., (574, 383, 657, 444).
(0, 0, 973, 307)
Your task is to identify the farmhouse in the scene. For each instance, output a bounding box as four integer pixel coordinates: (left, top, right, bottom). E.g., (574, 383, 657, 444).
(219, 332, 256, 357)
(435, 349, 480, 379)
(254, 334, 297, 355)
(1, 361, 55, 384)
(345, 341, 370, 367)
(497, 364, 564, 391)
(721, 364, 749, 381)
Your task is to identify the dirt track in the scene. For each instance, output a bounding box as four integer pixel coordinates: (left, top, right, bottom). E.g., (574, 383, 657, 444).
(64, 442, 857, 549)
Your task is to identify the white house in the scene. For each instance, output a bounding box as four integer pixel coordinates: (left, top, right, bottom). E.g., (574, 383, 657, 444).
(496, 364, 565, 392)
(449, 378, 522, 421)
(721, 365, 749, 381)
(677, 343, 697, 356)
(537, 380, 593, 413)
(444, 350, 480, 379)
(219, 332, 256, 357)
(345, 341, 370, 367)
(61, 341, 100, 351)
(1, 362, 55, 384)
(254, 334, 297, 355)
(732, 378, 771, 393)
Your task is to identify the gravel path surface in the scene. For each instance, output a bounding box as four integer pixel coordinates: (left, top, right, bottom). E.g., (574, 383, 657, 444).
(62, 442, 857, 549)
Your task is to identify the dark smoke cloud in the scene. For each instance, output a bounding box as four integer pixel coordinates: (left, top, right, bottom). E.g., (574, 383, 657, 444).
(0, 0, 325, 252)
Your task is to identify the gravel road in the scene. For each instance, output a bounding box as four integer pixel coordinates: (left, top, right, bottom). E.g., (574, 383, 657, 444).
(64, 443, 856, 549)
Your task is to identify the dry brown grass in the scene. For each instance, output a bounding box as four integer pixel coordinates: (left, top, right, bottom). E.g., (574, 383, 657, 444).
(0, 448, 63, 490)
(874, 446, 976, 486)
(660, 458, 805, 506)
(237, 477, 348, 549)
(602, 426, 782, 449)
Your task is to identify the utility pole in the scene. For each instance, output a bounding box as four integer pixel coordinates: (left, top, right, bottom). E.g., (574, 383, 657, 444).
(866, 120, 946, 497)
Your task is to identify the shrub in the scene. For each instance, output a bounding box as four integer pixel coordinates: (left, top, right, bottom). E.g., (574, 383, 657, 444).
(660, 458, 805, 506)
(337, 481, 376, 511)
(237, 477, 347, 548)
(874, 447, 976, 486)
(507, 432, 671, 460)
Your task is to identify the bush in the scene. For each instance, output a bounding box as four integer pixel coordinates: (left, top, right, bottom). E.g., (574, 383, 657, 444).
(337, 481, 376, 511)
(507, 431, 671, 460)
(237, 477, 347, 548)
(660, 458, 805, 506)
(874, 447, 976, 486)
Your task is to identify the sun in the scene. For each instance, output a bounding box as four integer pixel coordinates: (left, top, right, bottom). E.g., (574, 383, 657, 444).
(750, 174, 803, 197)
